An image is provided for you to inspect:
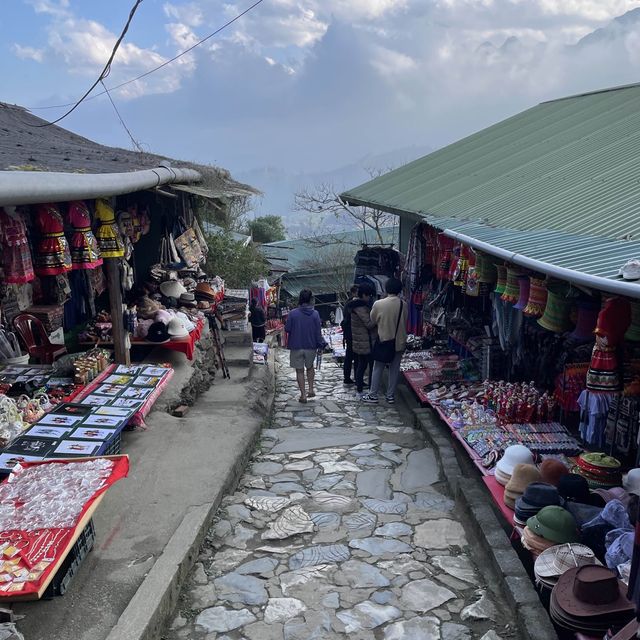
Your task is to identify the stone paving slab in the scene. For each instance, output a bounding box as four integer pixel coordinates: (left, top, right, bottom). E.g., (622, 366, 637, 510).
(166, 352, 511, 639)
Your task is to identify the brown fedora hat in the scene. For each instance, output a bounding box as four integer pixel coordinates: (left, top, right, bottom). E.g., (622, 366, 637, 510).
(554, 565, 634, 618)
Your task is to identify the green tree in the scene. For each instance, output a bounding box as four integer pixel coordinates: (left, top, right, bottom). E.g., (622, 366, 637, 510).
(247, 215, 286, 243)
(204, 232, 267, 288)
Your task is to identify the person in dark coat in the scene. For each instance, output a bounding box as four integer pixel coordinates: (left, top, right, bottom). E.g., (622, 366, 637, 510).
(341, 285, 359, 384)
(249, 298, 266, 343)
(350, 282, 377, 395)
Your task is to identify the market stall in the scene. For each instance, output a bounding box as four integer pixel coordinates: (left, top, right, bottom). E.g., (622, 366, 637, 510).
(400, 220, 640, 637)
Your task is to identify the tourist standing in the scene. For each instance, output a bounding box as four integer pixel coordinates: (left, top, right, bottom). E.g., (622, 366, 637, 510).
(285, 289, 326, 403)
(341, 285, 359, 384)
(350, 283, 377, 396)
(361, 278, 407, 404)
(249, 298, 266, 343)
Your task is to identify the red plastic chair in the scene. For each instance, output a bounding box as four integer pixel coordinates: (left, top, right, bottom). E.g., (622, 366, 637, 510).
(13, 314, 67, 364)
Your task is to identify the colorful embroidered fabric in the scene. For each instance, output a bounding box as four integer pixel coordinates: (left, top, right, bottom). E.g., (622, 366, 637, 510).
(0, 207, 35, 283)
(95, 199, 125, 258)
(68, 201, 102, 269)
(33, 203, 71, 276)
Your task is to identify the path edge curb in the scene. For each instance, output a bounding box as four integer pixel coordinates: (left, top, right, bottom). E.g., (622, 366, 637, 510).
(105, 354, 277, 640)
(397, 385, 557, 640)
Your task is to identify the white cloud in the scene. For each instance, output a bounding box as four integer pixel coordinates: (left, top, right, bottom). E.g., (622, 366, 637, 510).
(12, 44, 45, 62)
(24, 0, 69, 16)
(163, 2, 204, 27)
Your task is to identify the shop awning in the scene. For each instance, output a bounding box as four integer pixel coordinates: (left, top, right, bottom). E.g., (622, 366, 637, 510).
(341, 83, 640, 241)
(171, 182, 260, 200)
(425, 216, 640, 298)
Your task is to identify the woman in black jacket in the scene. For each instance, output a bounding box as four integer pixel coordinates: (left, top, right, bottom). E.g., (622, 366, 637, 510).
(249, 298, 266, 343)
(350, 283, 377, 395)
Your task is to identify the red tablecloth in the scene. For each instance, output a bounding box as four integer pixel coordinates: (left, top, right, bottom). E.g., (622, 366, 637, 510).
(130, 319, 203, 360)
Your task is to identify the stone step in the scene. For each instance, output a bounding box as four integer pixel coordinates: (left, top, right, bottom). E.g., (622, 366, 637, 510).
(223, 344, 252, 367)
(223, 329, 252, 346)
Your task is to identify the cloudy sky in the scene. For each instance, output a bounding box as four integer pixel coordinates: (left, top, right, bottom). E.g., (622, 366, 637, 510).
(2, 0, 640, 181)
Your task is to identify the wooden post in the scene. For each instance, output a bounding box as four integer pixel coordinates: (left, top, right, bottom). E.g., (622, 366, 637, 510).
(105, 257, 130, 365)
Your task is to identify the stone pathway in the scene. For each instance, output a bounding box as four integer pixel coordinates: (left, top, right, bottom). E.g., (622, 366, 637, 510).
(167, 352, 511, 639)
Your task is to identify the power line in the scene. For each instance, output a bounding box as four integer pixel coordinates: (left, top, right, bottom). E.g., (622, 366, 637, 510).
(28, 0, 265, 114)
(100, 80, 145, 152)
(34, 0, 144, 126)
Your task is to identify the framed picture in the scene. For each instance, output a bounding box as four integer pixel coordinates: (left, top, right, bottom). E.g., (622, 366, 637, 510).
(132, 375, 161, 387)
(111, 398, 143, 409)
(82, 415, 123, 428)
(80, 395, 112, 406)
(104, 374, 134, 385)
(121, 387, 151, 400)
(46, 377, 75, 387)
(94, 384, 125, 397)
(0, 453, 43, 471)
(94, 406, 135, 418)
(142, 366, 169, 377)
(6, 438, 54, 457)
(53, 441, 101, 456)
(71, 427, 116, 441)
(26, 425, 72, 439)
(50, 403, 93, 418)
(115, 365, 141, 375)
(38, 414, 83, 427)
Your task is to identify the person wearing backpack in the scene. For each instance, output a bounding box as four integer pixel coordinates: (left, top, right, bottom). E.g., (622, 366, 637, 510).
(361, 278, 407, 405)
(340, 285, 359, 384)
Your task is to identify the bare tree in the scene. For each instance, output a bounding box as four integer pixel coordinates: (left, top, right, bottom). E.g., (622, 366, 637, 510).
(298, 243, 356, 302)
(293, 167, 396, 245)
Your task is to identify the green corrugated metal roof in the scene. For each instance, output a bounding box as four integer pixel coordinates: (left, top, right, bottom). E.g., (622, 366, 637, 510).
(341, 84, 640, 240)
(261, 226, 398, 272)
(280, 268, 353, 298)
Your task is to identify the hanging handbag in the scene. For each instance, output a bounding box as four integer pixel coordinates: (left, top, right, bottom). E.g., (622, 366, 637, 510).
(372, 300, 403, 364)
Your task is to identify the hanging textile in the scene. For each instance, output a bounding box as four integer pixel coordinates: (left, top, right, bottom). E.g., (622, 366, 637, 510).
(68, 201, 102, 269)
(0, 207, 35, 284)
(95, 199, 125, 258)
(33, 203, 72, 276)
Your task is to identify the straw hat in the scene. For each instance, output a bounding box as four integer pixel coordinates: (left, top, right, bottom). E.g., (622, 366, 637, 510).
(523, 277, 547, 317)
(535, 543, 597, 580)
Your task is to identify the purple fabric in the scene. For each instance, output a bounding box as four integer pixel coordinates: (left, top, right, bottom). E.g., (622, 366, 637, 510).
(285, 305, 325, 350)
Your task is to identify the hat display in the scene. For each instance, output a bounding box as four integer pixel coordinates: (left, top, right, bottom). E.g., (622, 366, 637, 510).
(167, 317, 189, 338)
(539, 459, 570, 487)
(558, 474, 591, 504)
(521, 525, 556, 556)
(550, 565, 634, 634)
(501, 268, 523, 304)
(137, 296, 162, 320)
(515, 482, 561, 524)
(495, 445, 534, 477)
(595, 297, 631, 348)
(197, 300, 211, 310)
(195, 282, 217, 301)
(624, 300, 640, 342)
(179, 292, 197, 308)
(570, 300, 599, 341)
(535, 543, 597, 582)
(146, 321, 170, 343)
(494, 265, 507, 295)
(622, 468, 640, 496)
(574, 453, 622, 489)
(538, 283, 574, 333)
(527, 506, 579, 544)
(160, 280, 187, 299)
(513, 275, 530, 311)
(618, 258, 640, 281)
(494, 467, 511, 487)
(523, 277, 548, 318)
(504, 463, 541, 509)
(475, 251, 497, 283)
(593, 487, 630, 506)
(154, 309, 172, 324)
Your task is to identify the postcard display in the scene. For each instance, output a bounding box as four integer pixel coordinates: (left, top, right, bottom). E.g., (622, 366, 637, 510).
(0, 456, 128, 599)
(0, 364, 173, 473)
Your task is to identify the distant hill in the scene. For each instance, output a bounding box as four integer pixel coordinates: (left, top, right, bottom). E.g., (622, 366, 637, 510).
(238, 145, 431, 235)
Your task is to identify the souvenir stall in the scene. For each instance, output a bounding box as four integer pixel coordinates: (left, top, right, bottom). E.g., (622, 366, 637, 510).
(402, 221, 640, 638)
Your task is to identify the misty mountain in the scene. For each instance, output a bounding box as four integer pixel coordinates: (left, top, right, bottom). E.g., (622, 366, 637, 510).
(239, 145, 431, 235)
(574, 7, 640, 49)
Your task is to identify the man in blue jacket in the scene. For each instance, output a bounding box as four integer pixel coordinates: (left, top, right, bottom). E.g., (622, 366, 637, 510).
(285, 289, 326, 403)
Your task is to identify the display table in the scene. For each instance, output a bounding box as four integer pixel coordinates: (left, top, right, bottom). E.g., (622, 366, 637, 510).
(0, 455, 129, 600)
(80, 319, 204, 361)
